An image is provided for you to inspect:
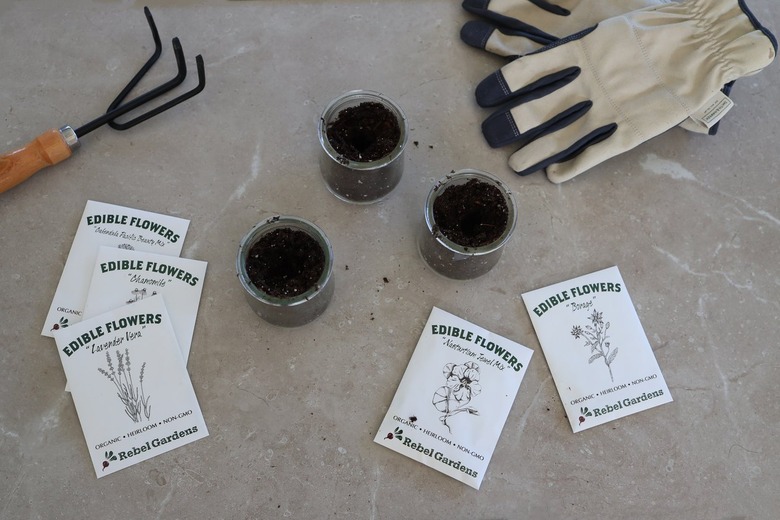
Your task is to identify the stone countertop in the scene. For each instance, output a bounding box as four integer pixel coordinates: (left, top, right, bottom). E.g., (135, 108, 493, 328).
(1, 1, 778, 518)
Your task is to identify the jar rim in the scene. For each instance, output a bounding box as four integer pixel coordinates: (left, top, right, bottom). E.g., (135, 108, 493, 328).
(236, 215, 334, 307)
(424, 169, 518, 256)
(318, 89, 408, 171)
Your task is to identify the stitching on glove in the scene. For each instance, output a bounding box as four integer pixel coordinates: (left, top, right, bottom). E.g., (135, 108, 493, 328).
(574, 28, 644, 143)
(504, 111, 521, 139)
(497, 71, 511, 97)
(629, 21, 697, 121)
(480, 26, 491, 49)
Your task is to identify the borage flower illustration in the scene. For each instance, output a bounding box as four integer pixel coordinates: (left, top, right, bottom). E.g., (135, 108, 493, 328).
(433, 361, 481, 433)
(571, 308, 618, 382)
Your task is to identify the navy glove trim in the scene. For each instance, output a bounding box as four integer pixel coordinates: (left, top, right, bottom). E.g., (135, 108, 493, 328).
(476, 66, 581, 108)
(738, 0, 778, 52)
(482, 100, 593, 148)
(526, 0, 570, 16)
(721, 1, 776, 138)
(460, 19, 557, 52)
(526, 23, 597, 55)
(514, 123, 618, 176)
(462, 0, 570, 17)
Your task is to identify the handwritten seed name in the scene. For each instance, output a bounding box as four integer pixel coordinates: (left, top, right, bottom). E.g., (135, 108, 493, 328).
(61, 313, 162, 357)
(100, 260, 200, 286)
(430, 324, 524, 372)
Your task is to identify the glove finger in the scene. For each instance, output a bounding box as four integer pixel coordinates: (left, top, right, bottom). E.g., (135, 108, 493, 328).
(462, 1, 675, 58)
(461, 0, 569, 54)
(475, 24, 597, 108)
(481, 80, 591, 148)
(518, 0, 570, 16)
(462, 0, 570, 22)
(476, 65, 581, 109)
(543, 126, 620, 183)
(507, 113, 617, 180)
(461, 20, 554, 57)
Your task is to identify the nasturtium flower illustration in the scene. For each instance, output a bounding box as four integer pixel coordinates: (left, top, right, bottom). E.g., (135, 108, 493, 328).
(443, 361, 482, 403)
(433, 361, 482, 433)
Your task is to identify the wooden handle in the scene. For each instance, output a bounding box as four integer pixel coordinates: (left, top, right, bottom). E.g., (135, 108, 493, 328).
(0, 128, 75, 193)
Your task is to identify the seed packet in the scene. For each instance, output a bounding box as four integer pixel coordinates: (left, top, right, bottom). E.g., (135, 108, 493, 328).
(374, 307, 533, 490)
(521, 266, 672, 433)
(41, 200, 189, 337)
(53, 295, 208, 477)
(83, 246, 207, 363)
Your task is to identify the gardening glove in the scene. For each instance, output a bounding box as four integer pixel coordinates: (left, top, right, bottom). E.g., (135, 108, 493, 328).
(460, 0, 735, 135)
(475, 0, 777, 184)
(460, 0, 673, 58)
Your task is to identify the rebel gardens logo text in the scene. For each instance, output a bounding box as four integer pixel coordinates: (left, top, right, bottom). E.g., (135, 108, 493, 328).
(577, 390, 666, 425)
(384, 427, 480, 479)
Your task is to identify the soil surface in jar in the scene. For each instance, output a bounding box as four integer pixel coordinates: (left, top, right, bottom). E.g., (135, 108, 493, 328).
(433, 178, 509, 248)
(245, 228, 325, 298)
(327, 101, 401, 162)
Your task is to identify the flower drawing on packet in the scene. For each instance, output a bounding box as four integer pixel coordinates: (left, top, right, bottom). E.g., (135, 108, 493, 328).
(432, 361, 482, 433)
(97, 349, 152, 423)
(571, 309, 619, 383)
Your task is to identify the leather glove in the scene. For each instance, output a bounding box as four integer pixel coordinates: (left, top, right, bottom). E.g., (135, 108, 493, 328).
(475, 0, 777, 183)
(461, 0, 673, 57)
(460, 0, 737, 135)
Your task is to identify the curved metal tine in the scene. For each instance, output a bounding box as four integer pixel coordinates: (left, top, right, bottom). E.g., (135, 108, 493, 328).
(75, 39, 188, 137)
(106, 6, 162, 114)
(108, 54, 206, 130)
(106, 37, 188, 130)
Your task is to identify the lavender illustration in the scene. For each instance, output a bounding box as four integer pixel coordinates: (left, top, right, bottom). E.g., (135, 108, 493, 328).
(571, 309, 618, 382)
(97, 349, 151, 423)
(432, 361, 481, 433)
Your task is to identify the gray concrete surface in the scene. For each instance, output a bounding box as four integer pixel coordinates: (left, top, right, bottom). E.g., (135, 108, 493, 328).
(1, 1, 778, 518)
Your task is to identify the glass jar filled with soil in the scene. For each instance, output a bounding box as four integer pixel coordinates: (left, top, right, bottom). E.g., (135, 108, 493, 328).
(418, 169, 517, 280)
(318, 90, 408, 204)
(237, 215, 334, 327)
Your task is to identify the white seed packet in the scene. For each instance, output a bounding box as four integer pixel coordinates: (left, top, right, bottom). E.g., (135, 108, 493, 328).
(374, 307, 533, 490)
(521, 266, 672, 433)
(83, 246, 207, 363)
(53, 295, 208, 478)
(41, 200, 189, 337)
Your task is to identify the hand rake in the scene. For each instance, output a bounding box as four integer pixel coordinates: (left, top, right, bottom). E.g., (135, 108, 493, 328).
(0, 7, 205, 193)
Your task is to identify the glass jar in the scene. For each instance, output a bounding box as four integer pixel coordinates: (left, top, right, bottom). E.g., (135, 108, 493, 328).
(318, 90, 408, 204)
(418, 169, 517, 280)
(237, 215, 334, 327)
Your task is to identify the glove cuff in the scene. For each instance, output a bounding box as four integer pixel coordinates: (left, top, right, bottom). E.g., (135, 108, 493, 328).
(687, 0, 776, 80)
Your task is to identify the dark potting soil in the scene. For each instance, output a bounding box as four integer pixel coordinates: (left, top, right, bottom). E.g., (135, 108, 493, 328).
(327, 101, 400, 162)
(433, 178, 509, 248)
(245, 228, 325, 298)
